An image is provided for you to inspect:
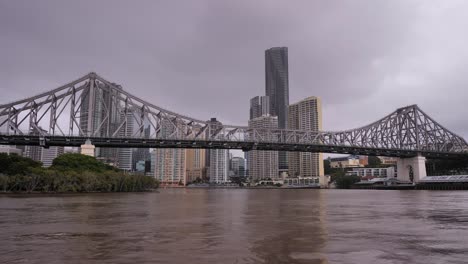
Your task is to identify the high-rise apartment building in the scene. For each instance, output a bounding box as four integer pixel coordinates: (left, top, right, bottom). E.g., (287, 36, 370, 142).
(24, 145, 64, 167)
(117, 111, 136, 171)
(288, 97, 324, 177)
(22, 126, 63, 167)
(248, 115, 279, 180)
(209, 149, 229, 183)
(154, 148, 186, 185)
(265, 47, 289, 172)
(205, 118, 229, 183)
(80, 82, 122, 164)
(186, 148, 206, 183)
(250, 96, 270, 120)
(41, 147, 65, 167)
(153, 119, 186, 185)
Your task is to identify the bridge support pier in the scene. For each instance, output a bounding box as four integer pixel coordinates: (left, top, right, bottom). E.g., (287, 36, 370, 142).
(396, 155, 426, 183)
(80, 139, 95, 157)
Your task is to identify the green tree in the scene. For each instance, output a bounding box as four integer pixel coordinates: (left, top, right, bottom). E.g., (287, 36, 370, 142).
(334, 175, 361, 189)
(0, 152, 159, 193)
(367, 156, 382, 167)
(51, 153, 116, 172)
(324, 159, 332, 175)
(0, 153, 42, 175)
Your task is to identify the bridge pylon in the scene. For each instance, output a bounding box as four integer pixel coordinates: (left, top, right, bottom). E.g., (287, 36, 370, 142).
(396, 155, 427, 183)
(80, 139, 95, 157)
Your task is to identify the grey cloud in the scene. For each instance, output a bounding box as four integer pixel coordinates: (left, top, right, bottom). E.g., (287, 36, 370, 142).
(0, 0, 467, 139)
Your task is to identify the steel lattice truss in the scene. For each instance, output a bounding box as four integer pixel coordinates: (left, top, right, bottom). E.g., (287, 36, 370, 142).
(0, 72, 467, 159)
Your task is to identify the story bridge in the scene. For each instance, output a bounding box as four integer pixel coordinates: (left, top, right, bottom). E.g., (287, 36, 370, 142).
(0, 72, 467, 165)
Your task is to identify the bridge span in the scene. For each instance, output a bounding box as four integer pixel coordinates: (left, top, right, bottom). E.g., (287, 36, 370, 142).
(1, 72, 467, 181)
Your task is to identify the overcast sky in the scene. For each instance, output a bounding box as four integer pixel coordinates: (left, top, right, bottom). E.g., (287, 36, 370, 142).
(1, 0, 468, 141)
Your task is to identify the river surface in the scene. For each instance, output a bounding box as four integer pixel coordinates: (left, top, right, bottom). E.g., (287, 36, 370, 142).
(1, 189, 468, 264)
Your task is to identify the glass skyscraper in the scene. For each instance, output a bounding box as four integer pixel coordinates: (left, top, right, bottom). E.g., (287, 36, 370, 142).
(265, 47, 289, 172)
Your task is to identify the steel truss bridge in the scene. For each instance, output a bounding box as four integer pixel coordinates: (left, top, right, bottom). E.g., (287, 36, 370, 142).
(0, 72, 467, 159)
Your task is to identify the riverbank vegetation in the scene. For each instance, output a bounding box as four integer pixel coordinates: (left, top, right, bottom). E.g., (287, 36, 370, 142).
(0, 153, 158, 193)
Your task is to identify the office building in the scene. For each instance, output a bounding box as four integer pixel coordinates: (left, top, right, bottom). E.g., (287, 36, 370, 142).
(230, 156, 245, 177)
(24, 145, 64, 167)
(132, 124, 151, 170)
(248, 115, 279, 180)
(41, 147, 65, 167)
(22, 126, 64, 167)
(328, 155, 363, 169)
(265, 47, 289, 172)
(0, 116, 22, 155)
(117, 111, 136, 171)
(0, 146, 22, 155)
(288, 97, 324, 177)
(250, 96, 270, 120)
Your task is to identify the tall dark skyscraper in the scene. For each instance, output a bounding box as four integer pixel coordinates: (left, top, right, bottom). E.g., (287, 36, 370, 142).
(265, 47, 289, 172)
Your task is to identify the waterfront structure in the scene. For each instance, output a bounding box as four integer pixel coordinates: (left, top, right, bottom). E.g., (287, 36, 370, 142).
(248, 115, 279, 180)
(328, 155, 363, 169)
(347, 167, 397, 179)
(379, 156, 398, 165)
(283, 177, 320, 186)
(288, 97, 324, 177)
(250, 96, 270, 120)
(230, 156, 245, 177)
(265, 47, 289, 172)
(186, 148, 206, 183)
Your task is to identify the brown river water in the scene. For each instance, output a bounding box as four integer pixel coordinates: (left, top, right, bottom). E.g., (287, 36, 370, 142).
(1, 189, 468, 264)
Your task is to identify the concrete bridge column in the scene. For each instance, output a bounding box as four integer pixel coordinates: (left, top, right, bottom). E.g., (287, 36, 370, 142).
(80, 139, 95, 157)
(396, 155, 427, 183)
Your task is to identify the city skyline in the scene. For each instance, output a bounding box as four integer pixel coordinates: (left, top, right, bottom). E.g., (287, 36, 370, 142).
(1, 1, 467, 142)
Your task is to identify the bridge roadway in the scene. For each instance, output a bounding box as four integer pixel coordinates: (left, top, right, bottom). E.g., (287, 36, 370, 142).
(1, 134, 467, 159)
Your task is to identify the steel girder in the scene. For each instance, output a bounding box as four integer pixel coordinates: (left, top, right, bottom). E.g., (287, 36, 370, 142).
(0, 72, 467, 158)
